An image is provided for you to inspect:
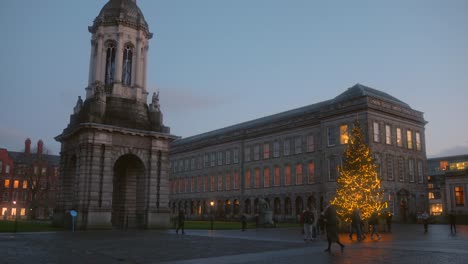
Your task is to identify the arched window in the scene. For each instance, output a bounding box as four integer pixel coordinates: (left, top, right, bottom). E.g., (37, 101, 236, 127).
(122, 44, 133, 86)
(105, 42, 116, 85)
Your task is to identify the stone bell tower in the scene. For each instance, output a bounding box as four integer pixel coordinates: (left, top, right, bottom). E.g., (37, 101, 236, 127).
(54, 0, 178, 230)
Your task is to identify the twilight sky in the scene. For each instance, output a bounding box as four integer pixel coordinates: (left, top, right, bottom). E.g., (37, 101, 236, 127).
(0, 0, 467, 158)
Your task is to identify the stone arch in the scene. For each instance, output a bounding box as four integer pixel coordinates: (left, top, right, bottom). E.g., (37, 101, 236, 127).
(274, 197, 281, 215)
(244, 199, 252, 214)
(284, 197, 292, 216)
(112, 147, 147, 170)
(112, 153, 146, 229)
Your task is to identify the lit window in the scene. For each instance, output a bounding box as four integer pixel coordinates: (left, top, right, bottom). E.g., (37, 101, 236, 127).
(1, 208, 7, 216)
(295, 164, 303, 185)
(245, 170, 251, 189)
(263, 167, 270, 188)
(407, 130, 413, 149)
(373, 122, 380, 143)
(294, 137, 302, 154)
(263, 143, 270, 159)
(20, 208, 26, 216)
(430, 204, 443, 215)
(440, 161, 449, 171)
(428, 183, 434, 189)
(11, 208, 16, 216)
(306, 135, 315, 152)
(13, 180, 19, 189)
(284, 139, 291, 156)
(4, 179, 10, 188)
(225, 173, 231, 191)
(308, 162, 315, 184)
(274, 166, 280, 186)
(415, 132, 421, 151)
(428, 192, 435, 199)
(254, 168, 261, 188)
(340, 124, 349, 144)
(455, 186, 464, 206)
(385, 124, 392, 145)
(327, 127, 336, 146)
(396, 128, 402, 147)
(285, 165, 291, 185)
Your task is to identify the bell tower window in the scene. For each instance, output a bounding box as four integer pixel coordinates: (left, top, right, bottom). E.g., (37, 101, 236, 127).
(122, 44, 133, 86)
(105, 42, 116, 85)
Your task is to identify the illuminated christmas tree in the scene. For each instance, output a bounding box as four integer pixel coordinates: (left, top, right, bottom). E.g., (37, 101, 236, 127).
(331, 119, 387, 222)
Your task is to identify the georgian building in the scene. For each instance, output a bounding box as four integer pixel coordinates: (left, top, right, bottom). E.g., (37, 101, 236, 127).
(169, 84, 428, 222)
(0, 139, 60, 220)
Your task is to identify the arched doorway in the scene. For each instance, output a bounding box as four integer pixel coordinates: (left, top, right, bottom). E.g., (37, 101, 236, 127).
(112, 154, 146, 229)
(274, 197, 281, 215)
(284, 197, 292, 216)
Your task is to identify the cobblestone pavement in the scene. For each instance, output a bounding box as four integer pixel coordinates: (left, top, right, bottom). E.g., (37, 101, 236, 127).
(1, 224, 467, 264)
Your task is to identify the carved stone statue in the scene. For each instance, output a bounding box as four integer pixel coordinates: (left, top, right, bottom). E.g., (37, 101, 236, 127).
(258, 198, 274, 226)
(73, 96, 83, 114)
(150, 91, 160, 112)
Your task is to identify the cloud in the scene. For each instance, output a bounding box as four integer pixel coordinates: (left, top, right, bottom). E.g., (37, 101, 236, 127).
(428, 144, 468, 158)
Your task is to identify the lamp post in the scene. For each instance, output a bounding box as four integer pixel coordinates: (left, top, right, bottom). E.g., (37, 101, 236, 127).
(13, 201, 18, 233)
(210, 201, 214, 230)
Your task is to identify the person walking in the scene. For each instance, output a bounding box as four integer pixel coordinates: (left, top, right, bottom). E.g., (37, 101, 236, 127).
(323, 203, 345, 254)
(303, 207, 315, 241)
(176, 209, 185, 234)
(241, 214, 247, 231)
(349, 208, 363, 241)
(449, 210, 457, 235)
(312, 207, 319, 240)
(386, 211, 393, 233)
(369, 211, 381, 240)
(422, 211, 429, 233)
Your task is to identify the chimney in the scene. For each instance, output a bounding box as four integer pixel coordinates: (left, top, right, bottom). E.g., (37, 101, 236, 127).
(25, 138, 31, 155)
(37, 140, 44, 155)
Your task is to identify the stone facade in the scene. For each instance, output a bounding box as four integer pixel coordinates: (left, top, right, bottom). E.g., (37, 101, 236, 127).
(54, 0, 177, 230)
(169, 84, 428, 222)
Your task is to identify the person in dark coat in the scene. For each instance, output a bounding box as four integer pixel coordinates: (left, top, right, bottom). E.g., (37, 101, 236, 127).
(241, 214, 247, 231)
(323, 203, 345, 253)
(449, 210, 457, 235)
(176, 210, 185, 234)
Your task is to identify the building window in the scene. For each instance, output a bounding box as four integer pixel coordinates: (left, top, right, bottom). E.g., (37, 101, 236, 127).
(274, 166, 280, 186)
(210, 175, 215, 191)
(306, 135, 315, 152)
(204, 154, 209, 168)
(428, 192, 435, 199)
(210, 153, 216, 167)
(244, 147, 251, 162)
(415, 132, 421, 151)
(340, 124, 349, 144)
(233, 149, 239, 164)
(308, 162, 315, 184)
(184, 159, 189, 171)
(217, 151, 223, 166)
(285, 165, 291, 185)
(4, 179, 10, 188)
(191, 177, 196, 192)
(179, 179, 183, 193)
(3, 192, 9, 201)
(11, 208, 16, 216)
(284, 139, 290, 156)
(407, 129, 413, 149)
(234, 171, 239, 189)
(226, 173, 231, 191)
(398, 157, 404, 182)
(225, 151, 231, 165)
(105, 42, 116, 85)
(263, 143, 270, 159)
(263, 167, 270, 188)
(295, 163, 303, 185)
(396, 128, 402, 147)
(198, 176, 203, 192)
(20, 208, 25, 216)
(417, 160, 423, 183)
(22, 191, 27, 201)
(218, 175, 223, 191)
(5, 164, 10, 174)
(327, 127, 336, 146)
(191, 158, 196, 170)
(409, 159, 415, 182)
(185, 179, 189, 193)
(198, 156, 203, 169)
(373, 121, 380, 143)
(387, 155, 394, 181)
(385, 124, 391, 145)
(254, 145, 260, 161)
(328, 157, 337, 181)
(455, 186, 464, 206)
(204, 176, 209, 192)
(245, 170, 251, 189)
(1, 208, 7, 216)
(273, 141, 280, 158)
(254, 168, 261, 188)
(294, 137, 302, 154)
(22, 180, 28, 189)
(374, 153, 382, 179)
(122, 44, 133, 86)
(13, 180, 19, 189)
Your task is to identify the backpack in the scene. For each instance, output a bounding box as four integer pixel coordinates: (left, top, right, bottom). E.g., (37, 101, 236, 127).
(305, 211, 315, 224)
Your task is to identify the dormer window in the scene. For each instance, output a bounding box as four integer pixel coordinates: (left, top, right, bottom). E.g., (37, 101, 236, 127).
(105, 42, 116, 85)
(122, 44, 134, 86)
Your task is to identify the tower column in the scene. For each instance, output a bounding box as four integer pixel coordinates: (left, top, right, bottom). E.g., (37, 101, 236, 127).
(115, 32, 124, 84)
(143, 45, 148, 95)
(96, 34, 104, 84)
(134, 37, 142, 88)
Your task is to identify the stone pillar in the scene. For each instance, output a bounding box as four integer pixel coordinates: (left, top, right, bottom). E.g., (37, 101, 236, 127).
(96, 34, 104, 84)
(134, 37, 142, 88)
(142, 44, 148, 96)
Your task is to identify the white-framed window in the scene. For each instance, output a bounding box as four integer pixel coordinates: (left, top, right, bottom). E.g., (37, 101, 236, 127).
(191, 158, 195, 170)
(284, 139, 290, 156)
(306, 135, 315, 152)
(415, 132, 421, 151)
(244, 147, 251, 162)
(328, 157, 337, 181)
(254, 145, 260, 161)
(204, 154, 209, 168)
(233, 148, 239, 164)
(263, 143, 270, 159)
(417, 160, 423, 183)
(294, 137, 302, 154)
(210, 153, 216, 167)
(373, 121, 380, 143)
(184, 159, 189, 171)
(327, 127, 336, 146)
(396, 128, 402, 147)
(398, 157, 404, 182)
(6, 165, 11, 174)
(217, 151, 223, 166)
(273, 141, 280, 158)
(407, 129, 413, 149)
(385, 124, 391, 145)
(387, 155, 394, 181)
(340, 124, 349, 144)
(409, 159, 415, 182)
(198, 156, 203, 169)
(225, 150, 231, 165)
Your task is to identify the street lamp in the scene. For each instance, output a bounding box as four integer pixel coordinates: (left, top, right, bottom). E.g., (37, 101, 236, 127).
(210, 201, 214, 230)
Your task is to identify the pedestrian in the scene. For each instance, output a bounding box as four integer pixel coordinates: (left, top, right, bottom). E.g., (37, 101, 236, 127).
(449, 210, 457, 235)
(176, 209, 185, 234)
(311, 207, 319, 240)
(241, 214, 247, 231)
(323, 203, 345, 254)
(422, 211, 429, 233)
(369, 211, 381, 240)
(349, 208, 363, 241)
(386, 211, 392, 233)
(303, 207, 315, 241)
